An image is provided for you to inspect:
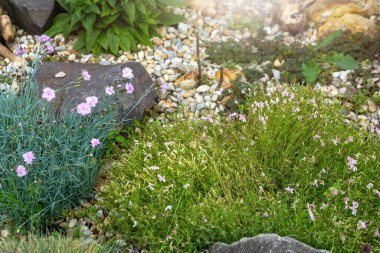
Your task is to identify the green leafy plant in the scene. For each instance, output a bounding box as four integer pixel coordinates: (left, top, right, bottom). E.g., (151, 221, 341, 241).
(352, 91, 369, 114)
(99, 85, 379, 252)
(46, 0, 188, 55)
(302, 60, 321, 84)
(325, 52, 358, 70)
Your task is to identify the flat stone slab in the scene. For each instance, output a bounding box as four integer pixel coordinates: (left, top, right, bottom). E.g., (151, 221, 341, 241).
(35, 61, 157, 123)
(0, 0, 55, 34)
(208, 234, 330, 253)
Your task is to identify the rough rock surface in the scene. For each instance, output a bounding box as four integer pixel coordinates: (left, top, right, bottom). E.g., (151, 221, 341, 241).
(0, 0, 55, 34)
(36, 62, 157, 123)
(317, 13, 376, 38)
(208, 234, 330, 253)
(307, 0, 380, 23)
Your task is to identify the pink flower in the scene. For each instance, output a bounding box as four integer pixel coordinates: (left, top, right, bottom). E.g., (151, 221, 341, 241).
(347, 156, 357, 171)
(282, 90, 288, 97)
(358, 220, 366, 230)
(239, 114, 247, 122)
(285, 186, 294, 194)
(332, 188, 338, 196)
(374, 229, 379, 237)
(37, 34, 51, 43)
(46, 44, 54, 54)
(42, 87, 56, 102)
(122, 67, 134, 79)
(105, 86, 114, 95)
(91, 138, 100, 147)
(158, 174, 166, 182)
(23, 151, 35, 165)
(16, 165, 27, 177)
(161, 79, 168, 94)
(367, 183, 373, 189)
(347, 136, 354, 143)
(263, 212, 269, 217)
(17, 122, 22, 128)
(82, 70, 91, 81)
(228, 112, 237, 121)
(206, 114, 213, 123)
(85, 96, 98, 107)
(165, 205, 172, 212)
(77, 102, 92, 116)
(15, 47, 26, 56)
(126, 82, 134, 94)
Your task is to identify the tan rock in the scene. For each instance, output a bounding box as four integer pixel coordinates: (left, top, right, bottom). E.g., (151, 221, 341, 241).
(152, 38, 163, 46)
(307, 0, 380, 23)
(174, 71, 198, 87)
(189, 0, 216, 10)
(220, 95, 233, 106)
(317, 13, 376, 38)
(215, 68, 242, 82)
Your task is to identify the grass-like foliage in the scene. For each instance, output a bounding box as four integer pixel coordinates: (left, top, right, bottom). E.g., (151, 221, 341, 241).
(0, 233, 113, 253)
(47, 0, 188, 55)
(99, 85, 379, 252)
(0, 55, 119, 230)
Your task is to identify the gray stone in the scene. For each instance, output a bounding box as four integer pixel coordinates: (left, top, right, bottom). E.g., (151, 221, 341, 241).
(36, 62, 157, 124)
(208, 234, 330, 253)
(0, 0, 55, 34)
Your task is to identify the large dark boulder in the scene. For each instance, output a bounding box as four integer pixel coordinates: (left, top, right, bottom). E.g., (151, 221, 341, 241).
(35, 61, 157, 124)
(208, 234, 330, 253)
(0, 0, 55, 34)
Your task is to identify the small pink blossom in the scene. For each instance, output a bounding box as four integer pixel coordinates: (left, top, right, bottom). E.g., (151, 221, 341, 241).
(42, 87, 56, 102)
(16, 165, 27, 177)
(367, 183, 373, 189)
(347, 156, 357, 171)
(228, 112, 237, 121)
(45, 44, 54, 54)
(281, 90, 288, 97)
(15, 47, 26, 56)
(358, 220, 366, 230)
(91, 138, 100, 147)
(18, 122, 22, 128)
(165, 205, 172, 212)
(263, 212, 269, 217)
(347, 136, 354, 143)
(259, 186, 264, 193)
(122, 67, 134, 79)
(105, 86, 114, 95)
(23, 151, 35, 165)
(158, 174, 166, 182)
(239, 114, 247, 122)
(161, 79, 168, 94)
(332, 188, 338, 196)
(206, 114, 213, 123)
(126, 82, 134, 94)
(77, 102, 92, 116)
(86, 96, 98, 108)
(374, 229, 379, 237)
(37, 34, 51, 43)
(285, 186, 294, 194)
(332, 136, 340, 145)
(82, 70, 91, 81)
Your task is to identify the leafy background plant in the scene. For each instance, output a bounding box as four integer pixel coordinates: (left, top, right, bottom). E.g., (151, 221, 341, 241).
(46, 0, 188, 55)
(206, 29, 380, 85)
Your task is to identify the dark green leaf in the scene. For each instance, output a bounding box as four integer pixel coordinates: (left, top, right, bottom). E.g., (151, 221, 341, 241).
(302, 61, 320, 84)
(157, 13, 185, 25)
(124, 1, 136, 24)
(158, 0, 188, 7)
(326, 52, 358, 70)
(97, 31, 109, 50)
(315, 30, 343, 51)
(82, 14, 97, 33)
(85, 29, 101, 52)
(73, 31, 86, 51)
(45, 13, 70, 36)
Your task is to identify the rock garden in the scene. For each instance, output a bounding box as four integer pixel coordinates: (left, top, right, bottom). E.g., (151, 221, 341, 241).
(0, 0, 379, 252)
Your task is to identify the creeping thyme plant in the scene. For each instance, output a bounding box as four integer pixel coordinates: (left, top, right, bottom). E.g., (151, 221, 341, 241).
(99, 84, 379, 252)
(0, 35, 140, 231)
